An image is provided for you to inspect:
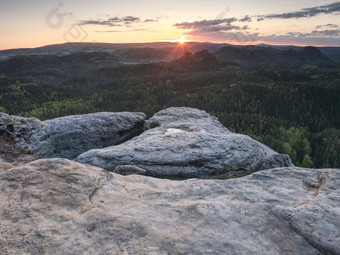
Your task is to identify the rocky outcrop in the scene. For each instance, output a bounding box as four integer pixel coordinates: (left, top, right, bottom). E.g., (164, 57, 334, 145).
(0, 135, 41, 166)
(0, 158, 338, 255)
(113, 165, 147, 175)
(250, 154, 294, 172)
(0, 112, 146, 159)
(0, 113, 43, 140)
(77, 107, 279, 178)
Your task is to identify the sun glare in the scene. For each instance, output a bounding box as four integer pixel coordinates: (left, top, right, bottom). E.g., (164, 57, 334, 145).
(178, 39, 186, 44)
(166, 38, 190, 44)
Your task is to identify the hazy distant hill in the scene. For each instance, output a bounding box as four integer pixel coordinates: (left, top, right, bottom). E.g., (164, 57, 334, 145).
(319, 47, 340, 63)
(0, 47, 216, 76)
(1, 43, 337, 75)
(215, 45, 335, 68)
(0, 42, 229, 61)
(0, 52, 119, 75)
(1, 42, 339, 67)
(113, 47, 185, 62)
(257, 44, 340, 63)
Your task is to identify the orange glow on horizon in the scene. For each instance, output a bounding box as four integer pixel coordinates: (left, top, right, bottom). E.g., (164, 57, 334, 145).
(165, 38, 190, 45)
(178, 39, 186, 45)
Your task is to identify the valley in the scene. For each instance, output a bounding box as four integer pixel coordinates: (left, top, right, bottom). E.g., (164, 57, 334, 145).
(0, 42, 339, 168)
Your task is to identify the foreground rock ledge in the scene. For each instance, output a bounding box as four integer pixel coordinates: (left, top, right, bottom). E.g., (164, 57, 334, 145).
(77, 107, 285, 179)
(0, 159, 338, 255)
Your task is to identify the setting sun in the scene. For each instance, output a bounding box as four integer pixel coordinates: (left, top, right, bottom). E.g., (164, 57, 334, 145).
(178, 39, 187, 44)
(166, 38, 190, 44)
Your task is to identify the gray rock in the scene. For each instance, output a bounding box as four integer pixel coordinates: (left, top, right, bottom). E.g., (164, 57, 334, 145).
(0, 162, 14, 170)
(77, 107, 279, 178)
(0, 113, 43, 139)
(114, 165, 147, 175)
(0, 158, 338, 255)
(250, 154, 294, 172)
(0, 112, 146, 159)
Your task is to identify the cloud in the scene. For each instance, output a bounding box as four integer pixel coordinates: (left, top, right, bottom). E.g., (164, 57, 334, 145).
(261, 31, 340, 45)
(310, 29, 340, 36)
(315, 23, 339, 29)
(80, 20, 120, 27)
(95, 28, 146, 33)
(173, 18, 251, 34)
(174, 18, 237, 30)
(239, 15, 252, 22)
(256, 16, 265, 22)
(174, 2, 340, 44)
(184, 31, 260, 42)
(288, 29, 340, 37)
(196, 25, 242, 33)
(262, 2, 340, 21)
(172, 2, 340, 46)
(144, 19, 158, 23)
(183, 28, 340, 46)
(122, 16, 140, 24)
(79, 16, 147, 26)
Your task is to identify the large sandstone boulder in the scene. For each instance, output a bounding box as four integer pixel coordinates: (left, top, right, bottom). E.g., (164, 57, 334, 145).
(0, 112, 146, 159)
(77, 107, 279, 178)
(0, 158, 338, 255)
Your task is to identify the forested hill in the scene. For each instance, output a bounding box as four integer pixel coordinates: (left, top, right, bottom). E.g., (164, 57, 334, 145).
(0, 42, 229, 61)
(0, 47, 339, 168)
(215, 46, 335, 68)
(0, 52, 118, 76)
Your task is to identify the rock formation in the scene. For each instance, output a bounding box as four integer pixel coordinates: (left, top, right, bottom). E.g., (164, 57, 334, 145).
(250, 154, 294, 172)
(0, 162, 14, 170)
(0, 112, 146, 159)
(77, 107, 285, 178)
(0, 107, 338, 254)
(113, 165, 147, 175)
(0, 158, 338, 255)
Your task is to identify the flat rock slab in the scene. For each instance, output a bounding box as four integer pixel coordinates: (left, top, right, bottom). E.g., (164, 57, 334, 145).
(0, 158, 338, 255)
(77, 107, 279, 178)
(0, 112, 146, 159)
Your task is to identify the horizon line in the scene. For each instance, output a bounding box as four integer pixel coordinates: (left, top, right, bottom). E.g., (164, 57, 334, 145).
(1, 40, 340, 51)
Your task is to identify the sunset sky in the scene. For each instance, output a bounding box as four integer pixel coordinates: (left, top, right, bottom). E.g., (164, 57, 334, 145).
(1, 0, 339, 50)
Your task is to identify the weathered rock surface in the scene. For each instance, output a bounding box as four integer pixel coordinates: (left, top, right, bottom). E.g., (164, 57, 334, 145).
(0, 158, 338, 255)
(77, 107, 279, 178)
(250, 154, 294, 172)
(0, 112, 146, 159)
(0, 162, 14, 170)
(114, 165, 147, 175)
(0, 136, 41, 166)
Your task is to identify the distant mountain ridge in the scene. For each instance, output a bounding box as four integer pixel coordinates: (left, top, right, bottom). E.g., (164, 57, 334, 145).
(0, 51, 121, 75)
(0, 44, 337, 76)
(215, 45, 334, 67)
(0, 42, 229, 61)
(1, 42, 339, 63)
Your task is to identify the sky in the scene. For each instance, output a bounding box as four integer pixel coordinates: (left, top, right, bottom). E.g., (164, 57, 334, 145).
(0, 0, 340, 50)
